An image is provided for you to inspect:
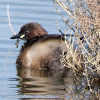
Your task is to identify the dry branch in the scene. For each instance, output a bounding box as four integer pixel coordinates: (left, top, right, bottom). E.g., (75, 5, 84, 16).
(53, 0, 100, 99)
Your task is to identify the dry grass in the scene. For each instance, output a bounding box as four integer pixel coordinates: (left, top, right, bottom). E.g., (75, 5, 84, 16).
(53, 0, 100, 99)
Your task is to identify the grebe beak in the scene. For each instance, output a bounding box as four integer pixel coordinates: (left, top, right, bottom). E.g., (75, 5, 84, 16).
(10, 33, 21, 39)
(10, 33, 26, 39)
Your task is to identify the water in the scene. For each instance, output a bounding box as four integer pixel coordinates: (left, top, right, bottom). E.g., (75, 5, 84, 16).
(0, 0, 66, 100)
(0, 0, 99, 100)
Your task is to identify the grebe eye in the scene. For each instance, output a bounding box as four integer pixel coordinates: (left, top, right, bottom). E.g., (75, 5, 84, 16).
(25, 31, 29, 34)
(20, 34, 25, 39)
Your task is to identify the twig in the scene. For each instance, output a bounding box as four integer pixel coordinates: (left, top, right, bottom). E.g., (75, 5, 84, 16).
(56, 20, 75, 37)
(7, 5, 16, 35)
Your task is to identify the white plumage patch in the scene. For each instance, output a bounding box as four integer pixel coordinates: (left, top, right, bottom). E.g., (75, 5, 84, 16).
(26, 39, 66, 67)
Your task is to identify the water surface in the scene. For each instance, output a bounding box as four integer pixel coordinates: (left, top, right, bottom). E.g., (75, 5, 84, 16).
(0, 0, 99, 100)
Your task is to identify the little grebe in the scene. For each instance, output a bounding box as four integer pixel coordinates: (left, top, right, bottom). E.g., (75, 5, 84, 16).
(11, 22, 67, 69)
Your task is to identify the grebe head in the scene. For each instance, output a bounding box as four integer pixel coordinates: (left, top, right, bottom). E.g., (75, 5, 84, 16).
(10, 22, 48, 41)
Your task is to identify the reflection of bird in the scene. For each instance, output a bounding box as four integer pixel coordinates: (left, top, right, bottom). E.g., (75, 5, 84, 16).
(11, 22, 67, 69)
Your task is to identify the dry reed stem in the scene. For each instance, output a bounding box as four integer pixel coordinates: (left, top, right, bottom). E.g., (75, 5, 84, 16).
(7, 5, 16, 35)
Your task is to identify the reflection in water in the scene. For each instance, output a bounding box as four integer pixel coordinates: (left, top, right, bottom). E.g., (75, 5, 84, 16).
(15, 65, 100, 100)
(17, 66, 70, 95)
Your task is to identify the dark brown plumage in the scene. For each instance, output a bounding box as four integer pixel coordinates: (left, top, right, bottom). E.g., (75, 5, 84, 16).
(11, 22, 67, 69)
